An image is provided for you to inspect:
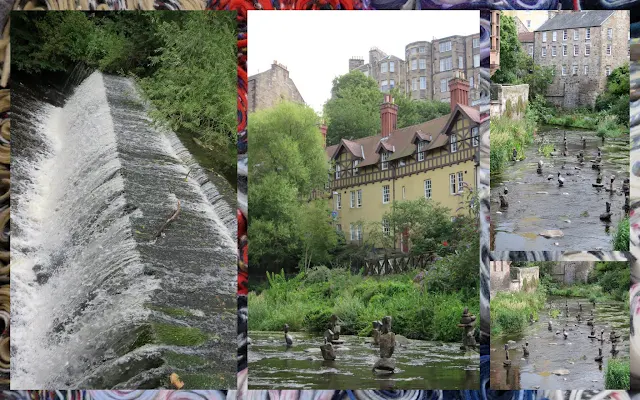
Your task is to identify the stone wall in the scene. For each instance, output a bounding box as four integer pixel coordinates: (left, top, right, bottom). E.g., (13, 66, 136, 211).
(248, 62, 305, 114)
(490, 261, 540, 298)
(490, 261, 511, 298)
(550, 262, 595, 284)
(490, 84, 529, 119)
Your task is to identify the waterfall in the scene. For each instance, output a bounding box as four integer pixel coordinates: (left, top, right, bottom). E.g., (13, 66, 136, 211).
(11, 71, 237, 389)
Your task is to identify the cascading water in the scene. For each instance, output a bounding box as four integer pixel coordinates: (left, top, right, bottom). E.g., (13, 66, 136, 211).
(11, 72, 237, 389)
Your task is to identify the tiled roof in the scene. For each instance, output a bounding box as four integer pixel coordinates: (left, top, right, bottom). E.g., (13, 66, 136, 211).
(536, 11, 614, 32)
(518, 32, 535, 43)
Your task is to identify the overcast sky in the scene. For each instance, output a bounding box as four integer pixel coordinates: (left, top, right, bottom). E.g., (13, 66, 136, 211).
(248, 11, 479, 114)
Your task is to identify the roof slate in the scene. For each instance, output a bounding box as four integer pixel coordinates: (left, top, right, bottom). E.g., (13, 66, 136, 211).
(536, 11, 614, 32)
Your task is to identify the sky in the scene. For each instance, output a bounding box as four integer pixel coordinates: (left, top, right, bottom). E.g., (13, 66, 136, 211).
(248, 11, 480, 114)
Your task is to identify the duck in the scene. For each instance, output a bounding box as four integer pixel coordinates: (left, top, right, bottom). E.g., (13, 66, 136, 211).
(284, 324, 293, 347)
(595, 347, 603, 362)
(503, 344, 511, 367)
(563, 328, 568, 339)
(599, 202, 612, 221)
(548, 321, 553, 331)
(557, 172, 565, 187)
(522, 342, 530, 357)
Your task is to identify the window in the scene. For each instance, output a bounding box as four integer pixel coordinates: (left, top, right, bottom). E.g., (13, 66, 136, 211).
(336, 193, 341, 210)
(584, 65, 589, 75)
(417, 140, 426, 161)
(419, 46, 425, 53)
(473, 38, 479, 48)
(335, 163, 341, 179)
(357, 189, 362, 208)
(450, 134, 458, 153)
(350, 224, 354, 241)
(381, 63, 387, 73)
(471, 127, 479, 147)
(542, 47, 546, 57)
(473, 54, 480, 67)
(439, 41, 452, 52)
(382, 219, 391, 236)
(562, 66, 567, 76)
(411, 59, 417, 70)
(441, 78, 448, 93)
(528, 45, 534, 56)
(419, 76, 427, 90)
(552, 31, 557, 41)
(526, 20, 531, 28)
(585, 44, 590, 56)
(449, 173, 456, 194)
(608, 28, 613, 40)
(381, 151, 389, 170)
(574, 45, 579, 56)
(382, 185, 390, 204)
(411, 48, 417, 55)
(563, 45, 567, 56)
(469, 76, 474, 88)
(606, 44, 612, 55)
(551, 46, 556, 57)
(542, 32, 547, 42)
(586, 28, 591, 40)
(440, 57, 452, 72)
(381, 80, 388, 92)
(350, 191, 355, 208)
(574, 30, 579, 40)
(389, 79, 395, 89)
(389, 61, 395, 72)
(412, 78, 418, 91)
(458, 56, 463, 68)
(563, 30, 568, 41)
(606, 66, 611, 76)
(572, 65, 578, 75)
(457, 171, 464, 193)
(419, 58, 426, 70)
(357, 224, 362, 241)
(424, 179, 432, 199)
(353, 159, 359, 175)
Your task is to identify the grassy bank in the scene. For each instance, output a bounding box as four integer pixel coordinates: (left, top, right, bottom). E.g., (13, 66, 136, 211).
(546, 112, 627, 139)
(612, 217, 630, 251)
(605, 359, 630, 389)
(249, 267, 479, 342)
(490, 287, 546, 335)
(490, 115, 535, 175)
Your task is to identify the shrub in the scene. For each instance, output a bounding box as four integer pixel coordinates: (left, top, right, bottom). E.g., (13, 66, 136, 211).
(605, 359, 630, 389)
(612, 217, 630, 251)
(305, 265, 332, 284)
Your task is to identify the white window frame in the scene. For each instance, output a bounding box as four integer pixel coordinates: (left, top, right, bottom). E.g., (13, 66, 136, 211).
(411, 59, 417, 70)
(542, 47, 546, 57)
(458, 56, 463, 68)
(357, 189, 362, 208)
(353, 159, 359, 175)
(389, 79, 395, 89)
(471, 127, 479, 147)
(542, 32, 547, 42)
(563, 45, 567, 56)
(572, 65, 578, 75)
(350, 191, 355, 208)
(473, 38, 479, 48)
(552, 31, 557, 42)
(419, 46, 425, 53)
(562, 65, 567, 76)
(441, 78, 447, 93)
(574, 44, 578, 56)
(449, 173, 456, 195)
(607, 28, 613, 40)
(419, 76, 427, 90)
(382, 185, 390, 204)
(335, 163, 341, 179)
(457, 171, 464, 193)
(450, 134, 458, 153)
(439, 41, 452, 52)
(350, 223, 355, 241)
(389, 61, 395, 72)
(585, 44, 590, 56)
(357, 224, 362, 241)
(552, 46, 557, 57)
(574, 30, 579, 40)
(528, 45, 534, 56)
(381, 62, 388, 73)
(606, 44, 612, 56)
(412, 78, 418, 91)
(381, 151, 389, 170)
(586, 28, 591, 40)
(417, 141, 426, 161)
(584, 65, 589, 75)
(563, 30, 568, 41)
(473, 54, 480, 67)
(424, 179, 432, 199)
(336, 193, 341, 210)
(469, 76, 474, 88)
(606, 66, 611, 76)
(440, 57, 452, 72)
(419, 58, 426, 70)
(382, 219, 390, 236)
(381, 80, 388, 92)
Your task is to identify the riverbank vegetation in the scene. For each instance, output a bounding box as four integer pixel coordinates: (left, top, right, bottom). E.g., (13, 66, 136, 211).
(613, 217, 630, 251)
(605, 358, 630, 389)
(490, 286, 546, 335)
(490, 114, 535, 175)
(12, 12, 237, 181)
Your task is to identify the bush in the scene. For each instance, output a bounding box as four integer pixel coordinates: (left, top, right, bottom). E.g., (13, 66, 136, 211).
(613, 217, 630, 251)
(490, 116, 535, 175)
(605, 359, 630, 389)
(305, 265, 332, 284)
(495, 308, 527, 334)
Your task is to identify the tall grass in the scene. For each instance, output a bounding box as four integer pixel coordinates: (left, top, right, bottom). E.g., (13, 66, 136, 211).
(490, 288, 546, 335)
(490, 116, 535, 175)
(613, 217, 630, 251)
(249, 267, 479, 342)
(605, 359, 630, 389)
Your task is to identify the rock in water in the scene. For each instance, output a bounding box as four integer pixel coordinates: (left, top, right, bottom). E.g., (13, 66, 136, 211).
(552, 369, 570, 376)
(373, 357, 396, 372)
(539, 229, 564, 238)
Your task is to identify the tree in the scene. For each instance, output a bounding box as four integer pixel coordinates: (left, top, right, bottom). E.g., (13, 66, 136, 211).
(299, 201, 339, 271)
(324, 70, 382, 145)
(492, 14, 523, 85)
(391, 88, 451, 129)
(519, 56, 555, 101)
(595, 64, 630, 126)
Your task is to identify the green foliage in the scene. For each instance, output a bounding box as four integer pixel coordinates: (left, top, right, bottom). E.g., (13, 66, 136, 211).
(391, 88, 451, 129)
(505, 99, 513, 118)
(324, 71, 383, 146)
(491, 288, 546, 335)
(613, 217, 630, 251)
(605, 359, 630, 389)
(538, 143, 554, 157)
(492, 14, 523, 85)
(519, 57, 555, 101)
(299, 202, 340, 270)
(596, 64, 630, 127)
(490, 116, 535, 175)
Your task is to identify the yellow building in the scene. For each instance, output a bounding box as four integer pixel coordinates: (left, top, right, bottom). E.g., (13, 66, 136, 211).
(323, 72, 481, 251)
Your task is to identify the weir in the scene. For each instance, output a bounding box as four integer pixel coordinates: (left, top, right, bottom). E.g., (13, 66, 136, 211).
(11, 72, 237, 389)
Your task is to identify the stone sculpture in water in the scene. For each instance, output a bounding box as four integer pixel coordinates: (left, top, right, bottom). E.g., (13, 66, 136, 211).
(372, 316, 396, 373)
(458, 307, 477, 350)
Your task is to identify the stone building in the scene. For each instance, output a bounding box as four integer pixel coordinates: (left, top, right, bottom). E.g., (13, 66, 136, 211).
(490, 10, 501, 77)
(519, 32, 535, 58)
(533, 10, 630, 108)
(248, 61, 305, 113)
(323, 71, 480, 251)
(348, 34, 481, 104)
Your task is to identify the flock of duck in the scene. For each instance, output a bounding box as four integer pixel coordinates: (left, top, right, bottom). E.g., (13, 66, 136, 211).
(502, 299, 623, 370)
(499, 131, 630, 223)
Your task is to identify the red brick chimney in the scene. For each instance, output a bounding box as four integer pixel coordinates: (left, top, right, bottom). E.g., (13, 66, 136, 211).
(318, 123, 327, 148)
(380, 94, 398, 138)
(448, 70, 470, 113)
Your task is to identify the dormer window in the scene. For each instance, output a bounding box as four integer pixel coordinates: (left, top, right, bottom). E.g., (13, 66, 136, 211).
(417, 140, 427, 161)
(450, 135, 458, 153)
(353, 159, 360, 175)
(335, 163, 341, 179)
(381, 152, 389, 170)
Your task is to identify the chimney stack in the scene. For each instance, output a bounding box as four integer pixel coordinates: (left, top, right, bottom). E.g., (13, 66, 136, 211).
(318, 123, 327, 148)
(448, 70, 470, 113)
(380, 94, 398, 138)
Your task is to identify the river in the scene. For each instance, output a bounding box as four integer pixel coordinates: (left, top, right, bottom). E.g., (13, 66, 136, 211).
(248, 331, 480, 389)
(490, 297, 629, 389)
(491, 126, 629, 251)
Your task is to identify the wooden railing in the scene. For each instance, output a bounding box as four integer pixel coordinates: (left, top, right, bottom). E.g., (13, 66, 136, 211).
(360, 253, 433, 276)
